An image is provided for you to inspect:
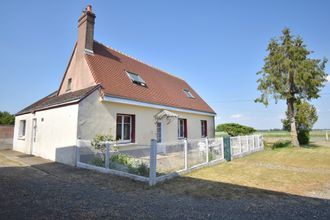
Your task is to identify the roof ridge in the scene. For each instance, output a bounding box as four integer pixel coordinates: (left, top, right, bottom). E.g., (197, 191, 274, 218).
(94, 40, 186, 82)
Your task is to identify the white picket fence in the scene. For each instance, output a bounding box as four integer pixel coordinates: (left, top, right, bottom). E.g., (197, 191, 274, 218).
(230, 135, 264, 158)
(76, 135, 264, 186)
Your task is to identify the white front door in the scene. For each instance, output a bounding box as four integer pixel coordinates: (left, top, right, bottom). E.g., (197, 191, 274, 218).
(31, 118, 37, 154)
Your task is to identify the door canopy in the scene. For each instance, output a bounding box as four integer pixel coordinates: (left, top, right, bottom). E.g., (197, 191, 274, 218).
(154, 110, 178, 124)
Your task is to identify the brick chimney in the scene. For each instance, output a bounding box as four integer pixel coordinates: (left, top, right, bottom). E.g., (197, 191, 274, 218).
(77, 5, 95, 54)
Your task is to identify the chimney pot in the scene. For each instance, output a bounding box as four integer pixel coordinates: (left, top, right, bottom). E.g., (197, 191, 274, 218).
(86, 5, 92, 12)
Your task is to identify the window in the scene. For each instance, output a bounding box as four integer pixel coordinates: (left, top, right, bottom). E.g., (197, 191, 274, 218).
(156, 122, 162, 143)
(18, 120, 26, 138)
(126, 71, 146, 87)
(116, 114, 135, 143)
(183, 89, 195, 98)
(66, 78, 72, 91)
(178, 118, 187, 139)
(201, 120, 207, 138)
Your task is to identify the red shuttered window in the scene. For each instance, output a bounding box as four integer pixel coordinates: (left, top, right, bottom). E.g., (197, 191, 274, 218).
(201, 120, 207, 138)
(178, 118, 187, 139)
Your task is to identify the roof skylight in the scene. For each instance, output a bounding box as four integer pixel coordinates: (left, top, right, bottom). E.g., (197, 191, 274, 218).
(126, 71, 146, 87)
(183, 89, 195, 98)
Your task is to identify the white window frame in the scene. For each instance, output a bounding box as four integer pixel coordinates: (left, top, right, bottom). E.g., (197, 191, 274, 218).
(156, 122, 163, 143)
(116, 115, 132, 143)
(183, 89, 195, 98)
(18, 120, 26, 139)
(126, 71, 146, 86)
(178, 118, 185, 139)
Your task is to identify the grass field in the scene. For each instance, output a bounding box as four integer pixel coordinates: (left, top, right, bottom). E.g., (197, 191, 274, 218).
(166, 145, 330, 199)
(216, 130, 330, 147)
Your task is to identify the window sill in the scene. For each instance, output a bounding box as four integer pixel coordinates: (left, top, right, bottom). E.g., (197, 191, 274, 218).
(18, 137, 25, 140)
(114, 142, 137, 147)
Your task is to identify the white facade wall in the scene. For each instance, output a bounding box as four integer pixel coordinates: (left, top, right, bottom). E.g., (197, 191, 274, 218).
(13, 113, 33, 154)
(13, 90, 215, 166)
(13, 104, 79, 165)
(78, 90, 215, 145)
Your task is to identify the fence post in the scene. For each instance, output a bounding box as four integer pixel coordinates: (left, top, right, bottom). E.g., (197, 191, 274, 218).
(252, 135, 255, 150)
(76, 139, 81, 167)
(105, 142, 110, 169)
(223, 136, 231, 161)
(326, 131, 329, 141)
(246, 135, 249, 152)
(205, 137, 209, 163)
(221, 137, 225, 160)
(238, 136, 242, 153)
(256, 135, 260, 149)
(149, 139, 157, 186)
(184, 139, 188, 170)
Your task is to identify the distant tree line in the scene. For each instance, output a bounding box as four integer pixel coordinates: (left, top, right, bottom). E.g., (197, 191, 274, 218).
(0, 111, 15, 125)
(216, 123, 256, 136)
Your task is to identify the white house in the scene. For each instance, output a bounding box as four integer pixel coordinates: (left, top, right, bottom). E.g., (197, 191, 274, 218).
(13, 5, 216, 165)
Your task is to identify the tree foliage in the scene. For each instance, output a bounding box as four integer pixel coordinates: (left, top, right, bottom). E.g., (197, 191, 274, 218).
(282, 101, 318, 132)
(256, 28, 327, 147)
(282, 101, 317, 145)
(0, 111, 15, 125)
(216, 123, 256, 136)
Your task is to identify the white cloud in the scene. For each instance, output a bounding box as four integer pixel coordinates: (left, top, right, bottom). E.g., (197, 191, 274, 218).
(327, 75, 330, 82)
(230, 114, 243, 119)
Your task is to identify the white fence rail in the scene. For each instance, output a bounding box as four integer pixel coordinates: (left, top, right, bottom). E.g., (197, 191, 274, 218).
(76, 135, 263, 185)
(230, 135, 263, 158)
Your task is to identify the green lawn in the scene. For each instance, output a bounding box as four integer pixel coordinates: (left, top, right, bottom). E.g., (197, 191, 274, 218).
(216, 130, 330, 147)
(164, 145, 330, 199)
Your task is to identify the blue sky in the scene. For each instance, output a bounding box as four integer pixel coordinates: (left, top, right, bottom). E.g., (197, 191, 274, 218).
(0, 0, 329, 129)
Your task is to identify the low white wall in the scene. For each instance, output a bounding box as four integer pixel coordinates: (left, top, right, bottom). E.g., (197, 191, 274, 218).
(32, 104, 79, 165)
(14, 104, 79, 166)
(78, 90, 215, 145)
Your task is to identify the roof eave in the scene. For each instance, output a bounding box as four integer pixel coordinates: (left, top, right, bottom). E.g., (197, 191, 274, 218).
(102, 94, 217, 116)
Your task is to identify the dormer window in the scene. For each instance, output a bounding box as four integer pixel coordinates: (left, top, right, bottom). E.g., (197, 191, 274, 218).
(126, 71, 146, 87)
(183, 89, 195, 98)
(66, 78, 72, 91)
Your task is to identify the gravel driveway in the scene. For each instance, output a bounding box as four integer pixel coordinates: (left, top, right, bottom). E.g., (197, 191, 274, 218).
(0, 150, 329, 219)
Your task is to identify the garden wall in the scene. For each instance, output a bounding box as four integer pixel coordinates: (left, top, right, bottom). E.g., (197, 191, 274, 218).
(0, 125, 14, 150)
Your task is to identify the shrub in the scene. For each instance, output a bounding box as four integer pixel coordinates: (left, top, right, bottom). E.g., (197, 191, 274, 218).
(208, 150, 216, 161)
(298, 130, 310, 145)
(271, 140, 291, 149)
(135, 162, 150, 176)
(90, 157, 105, 167)
(111, 153, 150, 177)
(216, 123, 256, 136)
(91, 134, 114, 159)
(110, 154, 133, 166)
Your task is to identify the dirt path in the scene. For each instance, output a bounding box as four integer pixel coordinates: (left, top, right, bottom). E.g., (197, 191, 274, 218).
(0, 150, 329, 219)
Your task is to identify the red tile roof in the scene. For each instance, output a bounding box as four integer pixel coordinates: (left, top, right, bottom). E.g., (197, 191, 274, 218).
(85, 41, 215, 114)
(16, 85, 100, 116)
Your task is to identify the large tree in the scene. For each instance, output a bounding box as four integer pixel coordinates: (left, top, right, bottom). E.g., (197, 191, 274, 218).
(256, 28, 327, 147)
(282, 101, 318, 132)
(282, 101, 318, 145)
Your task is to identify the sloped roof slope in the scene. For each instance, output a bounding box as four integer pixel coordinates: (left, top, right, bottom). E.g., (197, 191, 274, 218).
(85, 41, 215, 114)
(16, 85, 100, 116)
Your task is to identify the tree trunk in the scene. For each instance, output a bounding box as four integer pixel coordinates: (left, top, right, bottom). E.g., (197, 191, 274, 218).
(287, 99, 300, 147)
